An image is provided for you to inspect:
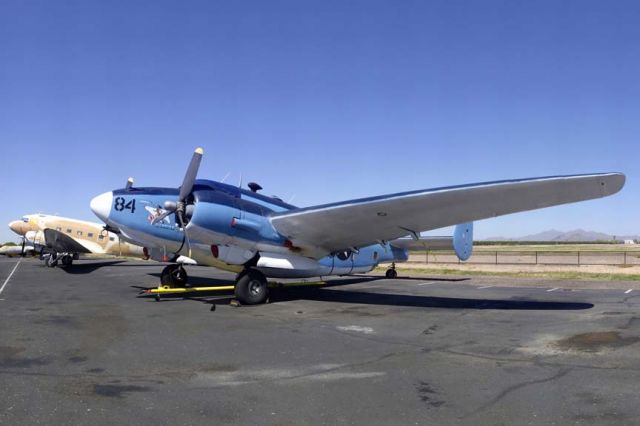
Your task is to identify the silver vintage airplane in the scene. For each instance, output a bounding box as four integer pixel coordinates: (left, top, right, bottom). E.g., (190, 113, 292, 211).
(90, 148, 625, 305)
(7, 214, 147, 266)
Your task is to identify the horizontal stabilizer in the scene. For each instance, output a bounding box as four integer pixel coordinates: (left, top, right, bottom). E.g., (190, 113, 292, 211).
(390, 222, 474, 261)
(389, 236, 454, 251)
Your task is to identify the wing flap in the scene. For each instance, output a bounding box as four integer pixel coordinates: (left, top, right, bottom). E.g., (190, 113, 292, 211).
(270, 173, 624, 255)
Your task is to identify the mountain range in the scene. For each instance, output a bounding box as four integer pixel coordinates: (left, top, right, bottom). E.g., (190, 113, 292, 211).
(485, 229, 639, 242)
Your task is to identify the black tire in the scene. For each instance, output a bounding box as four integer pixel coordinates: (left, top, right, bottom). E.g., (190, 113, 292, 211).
(61, 255, 73, 267)
(234, 270, 269, 305)
(160, 265, 188, 287)
(174, 265, 188, 287)
(385, 269, 397, 279)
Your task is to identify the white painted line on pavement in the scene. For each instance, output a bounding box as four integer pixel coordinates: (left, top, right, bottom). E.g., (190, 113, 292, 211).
(547, 287, 560, 292)
(0, 259, 22, 297)
(625, 289, 633, 294)
(418, 282, 436, 286)
(478, 285, 493, 289)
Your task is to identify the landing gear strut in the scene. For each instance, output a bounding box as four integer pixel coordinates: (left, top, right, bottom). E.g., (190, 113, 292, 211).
(45, 252, 58, 267)
(385, 262, 397, 279)
(42, 251, 76, 268)
(234, 269, 269, 305)
(160, 264, 188, 287)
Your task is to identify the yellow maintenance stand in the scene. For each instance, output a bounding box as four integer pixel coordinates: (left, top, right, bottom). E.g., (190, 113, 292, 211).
(140, 280, 327, 302)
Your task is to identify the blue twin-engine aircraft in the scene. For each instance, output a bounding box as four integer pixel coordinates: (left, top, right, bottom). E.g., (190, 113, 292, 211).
(90, 148, 625, 305)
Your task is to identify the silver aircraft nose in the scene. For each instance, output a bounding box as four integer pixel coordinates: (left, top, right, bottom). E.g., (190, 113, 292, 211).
(90, 191, 113, 223)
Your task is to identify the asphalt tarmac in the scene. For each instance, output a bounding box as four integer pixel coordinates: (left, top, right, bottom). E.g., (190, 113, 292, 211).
(1, 257, 639, 425)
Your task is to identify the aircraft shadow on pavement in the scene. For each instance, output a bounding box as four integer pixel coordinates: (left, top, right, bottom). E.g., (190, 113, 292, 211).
(352, 274, 470, 282)
(268, 287, 594, 310)
(136, 273, 593, 310)
(58, 260, 129, 274)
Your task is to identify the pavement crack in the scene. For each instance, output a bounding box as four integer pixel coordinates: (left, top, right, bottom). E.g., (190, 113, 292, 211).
(464, 368, 571, 419)
(440, 348, 640, 372)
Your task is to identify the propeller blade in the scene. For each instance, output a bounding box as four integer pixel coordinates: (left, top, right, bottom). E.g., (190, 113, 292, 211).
(178, 147, 204, 201)
(21, 237, 26, 256)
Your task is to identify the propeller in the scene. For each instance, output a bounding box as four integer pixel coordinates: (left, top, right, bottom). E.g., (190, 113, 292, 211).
(21, 236, 26, 257)
(151, 147, 204, 258)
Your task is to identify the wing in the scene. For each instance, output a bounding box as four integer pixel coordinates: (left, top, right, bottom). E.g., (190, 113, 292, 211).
(270, 173, 624, 257)
(43, 229, 93, 254)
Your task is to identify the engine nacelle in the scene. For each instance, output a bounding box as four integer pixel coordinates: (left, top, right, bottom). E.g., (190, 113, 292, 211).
(186, 190, 238, 245)
(255, 252, 328, 278)
(143, 247, 197, 264)
(24, 230, 46, 246)
(210, 245, 256, 265)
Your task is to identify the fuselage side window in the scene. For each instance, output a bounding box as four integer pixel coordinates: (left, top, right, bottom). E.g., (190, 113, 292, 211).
(109, 237, 115, 241)
(88, 232, 94, 238)
(77, 231, 83, 236)
(66, 228, 72, 233)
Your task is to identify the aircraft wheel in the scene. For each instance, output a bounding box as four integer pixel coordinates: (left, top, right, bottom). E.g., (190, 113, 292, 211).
(385, 268, 397, 279)
(160, 264, 188, 287)
(61, 255, 73, 267)
(235, 270, 269, 305)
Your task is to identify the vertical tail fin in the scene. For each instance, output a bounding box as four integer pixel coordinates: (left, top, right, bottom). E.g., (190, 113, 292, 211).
(453, 222, 473, 261)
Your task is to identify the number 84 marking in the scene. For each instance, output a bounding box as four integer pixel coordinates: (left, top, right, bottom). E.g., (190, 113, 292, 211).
(114, 197, 136, 213)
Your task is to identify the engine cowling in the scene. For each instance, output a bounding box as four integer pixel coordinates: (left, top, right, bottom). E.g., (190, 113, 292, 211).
(185, 190, 237, 245)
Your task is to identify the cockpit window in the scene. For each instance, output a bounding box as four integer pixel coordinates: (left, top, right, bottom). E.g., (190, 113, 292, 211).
(22, 217, 29, 223)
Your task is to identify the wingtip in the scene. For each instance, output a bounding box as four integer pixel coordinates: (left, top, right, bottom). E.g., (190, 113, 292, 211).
(602, 172, 626, 195)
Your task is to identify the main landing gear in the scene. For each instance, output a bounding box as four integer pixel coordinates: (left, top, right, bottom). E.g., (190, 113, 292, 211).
(234, 269, 269, 305)
(43, 252, 75, 268)
(152, 265, 269, 306)
(385, 262, 397, 279)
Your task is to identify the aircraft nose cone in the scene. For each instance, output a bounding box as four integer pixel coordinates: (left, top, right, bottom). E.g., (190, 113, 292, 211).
(8, 220, 25, 235)
(90, 191, 113, 223)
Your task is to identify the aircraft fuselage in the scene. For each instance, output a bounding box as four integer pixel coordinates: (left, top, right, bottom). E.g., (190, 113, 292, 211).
(92, 179, 407, 278)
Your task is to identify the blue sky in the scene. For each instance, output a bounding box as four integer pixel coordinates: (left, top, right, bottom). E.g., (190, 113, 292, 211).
(1, 0, 638, 243)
